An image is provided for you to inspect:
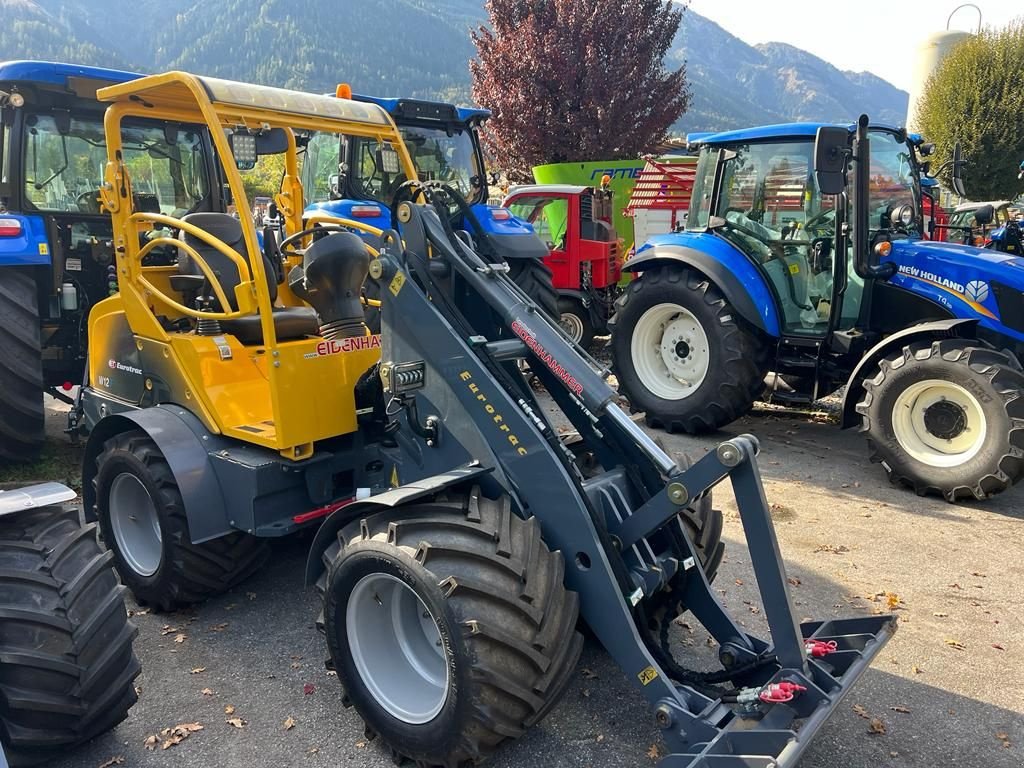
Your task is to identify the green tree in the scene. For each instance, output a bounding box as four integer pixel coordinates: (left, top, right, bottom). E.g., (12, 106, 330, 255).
(917, 19, 1024, 201)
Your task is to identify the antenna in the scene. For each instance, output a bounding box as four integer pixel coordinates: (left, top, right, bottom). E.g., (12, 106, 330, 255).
(947, 3, 982, 33)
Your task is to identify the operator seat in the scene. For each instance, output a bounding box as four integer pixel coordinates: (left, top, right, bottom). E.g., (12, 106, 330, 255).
(176, 212, 319, 345)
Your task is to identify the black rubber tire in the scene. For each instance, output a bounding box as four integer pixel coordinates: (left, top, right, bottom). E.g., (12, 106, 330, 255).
(507, 258, 559, 321)
(557, 297, 595, 350)
(0, 270, 45, 462)
(857, 339, 1024, 501)
(0, 505, 140, 766)
(317, 486, 582, 767)
(94, 430, 270, 611)
(609, 265, 768, 434)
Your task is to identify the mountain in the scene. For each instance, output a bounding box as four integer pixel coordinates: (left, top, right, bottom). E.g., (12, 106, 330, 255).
(0, 0, 909, 134)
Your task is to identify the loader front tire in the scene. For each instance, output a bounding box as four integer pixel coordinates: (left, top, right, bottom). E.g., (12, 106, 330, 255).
(507, 257, 560, 321)
(0, 505, 140, 766)
(610, 265, 767, 434)
(95, 431, 269, 611)
(0, 269, 45, 462)
(857, 339, 1024, 501)
(318, 486, 582, 767)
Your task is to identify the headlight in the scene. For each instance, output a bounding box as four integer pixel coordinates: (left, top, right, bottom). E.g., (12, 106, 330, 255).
(891, 204, 915, 228)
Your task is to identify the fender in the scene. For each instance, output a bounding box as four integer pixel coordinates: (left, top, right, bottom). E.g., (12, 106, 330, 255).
(82, 405, 232, 543)
(624, 239, 780, 336)
(304, 464, 492, 585)
(839, 318, 979, 428)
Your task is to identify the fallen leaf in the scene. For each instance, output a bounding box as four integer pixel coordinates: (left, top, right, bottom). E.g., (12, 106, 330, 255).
(996, 732, 1010, 748)
(284, 717, 297, 731)
(868, 718, 886, 735)
(734, 579, 744, 586)
(889, 751, 899, 757)
(247, 592, 257, 601)
(889, 705, 911, 714)
(912, 666, 924, 674)
(354, 741, 366, 749)
(992, 643, 1006, 651)
(582, 669, 599, 679)
(852, 704, 870, 719)
(326, 670, 337, 677)
(226, 717, 246, 729)
(814, 544, 850, 554)
(145, 722, 203, 751)
(174, 633, 186, 644)
(303, 683, 316, 695)
(97, 756, 125, 768)
(291, 662, 302, 670)
(308, 747, 320, 755)
(596, 734, 605, 743)
(209, 623, 229, 632)
(885, 593, 901, 610)
(948, 583, 962, 590)
(787, 577, 801, 586)
(971, 571, 987, 578)
(932, 612, 948, 618)
(944, 638, 966, 651)
(201, 688, 215, 696)
(582, 688, 591, 698)
(159, 625, 178, 636)
(224, 704, 236, 715)
(190, 667, 206, 674)
(143, 735, 159, 751)
(646, 743, 660, 761)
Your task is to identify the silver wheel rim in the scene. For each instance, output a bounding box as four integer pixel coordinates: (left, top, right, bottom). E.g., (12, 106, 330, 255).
(347, 573, 449, 724)
(109, 473, 163, 577)
(630, 303, 711, 400)
(559, 311, 585, 343)
(891, 379, 987, 467)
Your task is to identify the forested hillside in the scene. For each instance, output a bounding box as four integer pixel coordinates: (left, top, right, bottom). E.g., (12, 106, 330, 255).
(0, 0, 908, 133)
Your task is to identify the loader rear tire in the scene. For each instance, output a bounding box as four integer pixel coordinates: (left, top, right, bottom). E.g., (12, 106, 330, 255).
(94, 430, 269, 611)
(0, 270, 45, 462)
(507, 257, 559, 321)
(0, 505, 140, 766)
(610, 265, 768, 434)
(857, 339, 1024, 501)
(318, 486, 582, 767)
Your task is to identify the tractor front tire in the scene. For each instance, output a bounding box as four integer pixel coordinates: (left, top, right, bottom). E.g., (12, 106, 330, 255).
(857, 339, 1024, 501)
(0, 505, 140, 766)
(610, 265, 767, 433)
(557, 297, 596, 349)
(95, 431, 269, 611)
(507, 257, 560, 321)
(0, 270, 45, 462)
(318, 486, 582, 767)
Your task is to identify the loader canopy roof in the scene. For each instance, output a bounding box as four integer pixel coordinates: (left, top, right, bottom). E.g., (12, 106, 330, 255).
(97, 72, 395, 135)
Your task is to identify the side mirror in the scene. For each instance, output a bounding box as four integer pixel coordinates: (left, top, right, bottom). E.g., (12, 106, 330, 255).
(254, 127, 289, 155)
(328, 174, 342, 199)
(973, 204, 994, 226)
(813, 126, 849, 195)
(951, 142, 966, 198)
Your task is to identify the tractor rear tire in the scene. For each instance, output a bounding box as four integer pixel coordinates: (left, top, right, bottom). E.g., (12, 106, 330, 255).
(317, 486, 582, 767)
(610, 265, 768, 433)
(0, 270, 45, 462)
(0, 505, 140, 766)
(557, 297, 595, 350)
(857, 339, 1024, 501)
(94, 431, 270, 611)
(507, 258, 559, 321)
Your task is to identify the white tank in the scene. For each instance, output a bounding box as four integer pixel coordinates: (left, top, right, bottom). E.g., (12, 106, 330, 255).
(906, 29, 973, 132)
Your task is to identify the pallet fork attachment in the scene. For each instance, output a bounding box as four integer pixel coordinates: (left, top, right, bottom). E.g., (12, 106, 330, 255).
(312, 183, 896, 768)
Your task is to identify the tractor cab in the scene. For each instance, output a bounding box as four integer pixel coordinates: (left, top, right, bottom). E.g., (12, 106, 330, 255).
(301, 89, 548, 265)
(503, 184, 621, 346)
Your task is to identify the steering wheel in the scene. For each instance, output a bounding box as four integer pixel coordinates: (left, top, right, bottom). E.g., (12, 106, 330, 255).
(278, 224, 354, 260)
(803, 208, 835, 236)
(720, 213, 769, 242)
(76, 190, 102, 215)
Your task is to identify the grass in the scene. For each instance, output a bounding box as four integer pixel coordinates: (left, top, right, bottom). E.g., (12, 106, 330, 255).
(0, 437, 85, 492)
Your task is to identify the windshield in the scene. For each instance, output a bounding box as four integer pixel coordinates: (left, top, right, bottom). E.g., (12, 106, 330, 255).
(299, 131, 343, 204)
(350, 125, 480, 204)
(866, 130, 919, 234)
(23, 113, 208, 214)
(506, 195, 569, 248)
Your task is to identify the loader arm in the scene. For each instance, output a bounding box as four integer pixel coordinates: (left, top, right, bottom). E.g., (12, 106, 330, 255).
(347, 186, 897, 766)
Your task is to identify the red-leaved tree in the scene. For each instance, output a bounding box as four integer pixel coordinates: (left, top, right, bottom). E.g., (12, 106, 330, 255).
(470, 0, 690, 179)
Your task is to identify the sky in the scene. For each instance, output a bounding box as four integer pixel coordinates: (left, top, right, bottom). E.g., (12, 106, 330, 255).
(685, 0, 1023, 92)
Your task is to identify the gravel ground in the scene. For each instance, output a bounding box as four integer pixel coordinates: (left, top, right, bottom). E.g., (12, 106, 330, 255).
(12, 389, 1023, 768)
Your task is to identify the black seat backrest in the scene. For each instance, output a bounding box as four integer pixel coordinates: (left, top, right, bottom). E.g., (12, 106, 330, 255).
(180, 212, 277, 309)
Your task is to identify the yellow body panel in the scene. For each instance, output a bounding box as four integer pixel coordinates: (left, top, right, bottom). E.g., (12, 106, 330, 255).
(91, 71, 415, 456)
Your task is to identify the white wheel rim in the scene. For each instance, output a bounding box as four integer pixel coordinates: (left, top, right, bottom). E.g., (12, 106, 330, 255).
(629, 303, 710, 400)
(891, 379, 987, 467)
(346, 573, 449, 724)
(560, 311, 585, 343)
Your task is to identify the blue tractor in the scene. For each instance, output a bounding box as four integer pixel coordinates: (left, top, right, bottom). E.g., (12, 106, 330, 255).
(611, 115, 1024, 501)
(299, 90, 558, 316)
(0, 61, 222, 460)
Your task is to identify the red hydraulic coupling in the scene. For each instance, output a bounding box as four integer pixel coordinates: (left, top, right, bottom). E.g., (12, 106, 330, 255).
(758, 682, 807, 703)
(804, 639, 838, 658)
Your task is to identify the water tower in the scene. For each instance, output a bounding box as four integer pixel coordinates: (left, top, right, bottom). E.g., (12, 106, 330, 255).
(906, 4, 980, 132)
